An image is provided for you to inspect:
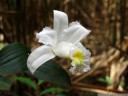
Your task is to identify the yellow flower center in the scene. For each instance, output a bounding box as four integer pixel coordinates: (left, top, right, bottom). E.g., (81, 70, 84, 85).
(72, 49, 84, 65)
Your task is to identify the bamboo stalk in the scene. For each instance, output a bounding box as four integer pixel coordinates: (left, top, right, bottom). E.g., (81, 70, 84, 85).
(72, 82, 128, 94)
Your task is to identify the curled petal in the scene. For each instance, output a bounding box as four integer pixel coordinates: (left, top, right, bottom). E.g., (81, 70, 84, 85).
(36, 27, 56, 46)
(63, 21, 91, 44)
(53, 10, 68, 41)
(27, 45, 55, 74)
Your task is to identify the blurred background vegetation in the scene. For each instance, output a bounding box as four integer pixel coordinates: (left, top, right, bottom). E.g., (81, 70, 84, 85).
(0, 0, 128, 96)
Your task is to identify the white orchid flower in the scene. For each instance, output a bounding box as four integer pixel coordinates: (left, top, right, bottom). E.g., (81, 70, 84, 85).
(27, 10, 91, 74)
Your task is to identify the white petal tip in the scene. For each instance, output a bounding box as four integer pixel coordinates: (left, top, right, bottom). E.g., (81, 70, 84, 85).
(69, 65, 91, 74)
(54, 10, 68, 19)
(88, 30, 91, 34)
(36, 33, 40, 38)
(69, 21, 80, 26)
(83, 67, 91, 72)
(27, 63, 36, 74)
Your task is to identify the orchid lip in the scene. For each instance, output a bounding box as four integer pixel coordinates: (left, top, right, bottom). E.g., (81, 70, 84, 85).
(52, 42, 73, 58)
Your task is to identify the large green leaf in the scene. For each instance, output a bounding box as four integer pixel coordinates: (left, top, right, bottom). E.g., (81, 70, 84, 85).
(0, 43, 31, 74)
(0, 76, 12, 90)
(32, 60, 71, 87)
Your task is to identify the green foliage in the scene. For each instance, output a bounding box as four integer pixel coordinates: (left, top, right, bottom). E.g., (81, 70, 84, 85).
(38, 79, 44, 85)
(120, 79, 126, 87)
(0, 76, 12, 90)
(16, 77, 36, 90)
(33, 60, 71, 87)
(0, 43, 71, 87)
(40, 87, 64, 95)
(119, 79, 125, 87)
(97, 75, 112, 85)
(0, 43, 8, 50)
(0, 43, 31, 74)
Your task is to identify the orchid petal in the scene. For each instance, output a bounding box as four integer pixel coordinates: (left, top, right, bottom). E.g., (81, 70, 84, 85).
(70, 42, 91, 74)
(27, 45, 55, 74)
(76, 42, 91, 65)
(69, 64, 90, 74)
(75, 42, 86, 51)
(63, 22, 91, 44)
(36, 27, 56, 46)
(76, 42, 91, 59)
(53, 10, 68, 42)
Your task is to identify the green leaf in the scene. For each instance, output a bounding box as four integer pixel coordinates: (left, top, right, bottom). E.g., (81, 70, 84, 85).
(0, 76, 12, 90)
(40, 87, 64, 95)
(32, 60, 71, 87)
(0, 43, 8, 50)
(97, 75, 112, 85)
(16, 77, 36, 90)
(38, 79, 44, 85)
(0, 43, 31, 74)
(105, 75, 112, 85)
(120, 80, 125, 87)
(97, 78, 106, 83)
